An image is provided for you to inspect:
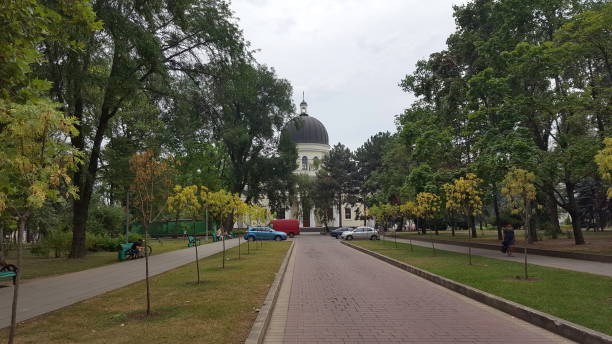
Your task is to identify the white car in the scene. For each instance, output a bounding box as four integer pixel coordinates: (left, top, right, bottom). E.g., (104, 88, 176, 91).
(341, 227, 379, 240)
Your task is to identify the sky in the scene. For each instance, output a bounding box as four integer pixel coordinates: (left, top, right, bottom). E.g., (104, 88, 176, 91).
(230, 0, 469, 150)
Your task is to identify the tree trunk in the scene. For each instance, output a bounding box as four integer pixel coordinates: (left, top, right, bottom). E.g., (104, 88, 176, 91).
(143, 223, 151, 315)
(565, 182, 585, 245)
(493, 190, 502, 240)
(543, 184, 561, 239)
(419, 218, 426, 235)
(337, 200, 343, 227)
(469, 214, 477, 238)
(70, 196, 90, 258)
(8, 215, 28, 344)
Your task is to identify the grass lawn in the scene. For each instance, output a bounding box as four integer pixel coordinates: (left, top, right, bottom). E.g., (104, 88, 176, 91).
(5, 238, 210, 281)
(390, 229, 612, 255)
(351, 240, 612, 336)
(1, 241, 290, 344)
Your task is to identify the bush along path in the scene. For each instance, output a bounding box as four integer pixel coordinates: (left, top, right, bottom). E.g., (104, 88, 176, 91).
(0, 238, 240, 330)
(352, 240, 612, 337)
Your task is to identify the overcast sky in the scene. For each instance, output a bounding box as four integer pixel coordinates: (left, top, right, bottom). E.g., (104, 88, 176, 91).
(231, 0, 468, 150)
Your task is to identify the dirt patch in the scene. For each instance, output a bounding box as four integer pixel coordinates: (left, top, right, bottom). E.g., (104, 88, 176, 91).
(505, 276, 540, 281)
(127, 311, 168, 320)
(465, 263, 488, 267)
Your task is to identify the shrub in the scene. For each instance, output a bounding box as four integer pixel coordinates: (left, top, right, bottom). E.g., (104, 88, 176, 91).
(31, 229, 72, 258)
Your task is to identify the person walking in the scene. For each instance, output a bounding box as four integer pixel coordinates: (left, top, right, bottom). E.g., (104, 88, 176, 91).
(502, 223, 515, 257)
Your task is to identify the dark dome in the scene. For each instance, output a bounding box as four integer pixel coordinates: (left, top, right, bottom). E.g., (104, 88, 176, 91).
(283, 114, 329, 145)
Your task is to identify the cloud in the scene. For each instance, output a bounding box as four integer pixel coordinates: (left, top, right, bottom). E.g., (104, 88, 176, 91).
(231, 0, 468, 150)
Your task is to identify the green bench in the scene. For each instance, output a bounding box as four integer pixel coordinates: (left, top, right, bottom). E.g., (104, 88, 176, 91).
(187, 236, 200, 247)
(0, 264, 18, 285)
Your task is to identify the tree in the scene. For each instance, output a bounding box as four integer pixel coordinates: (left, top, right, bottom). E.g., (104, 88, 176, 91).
(595, 138, 612, 198)
(0, 99, 81, 344)
(501, 168, 538, 278)
(129, 149, 173, 315)
(501, 169, 538, 243)
(203, 62, 296, 211)
(316, 143, 358, 227)
(312, 175, 335, 231)
(415, 192, 441, 235)
(202, 189, 246, 268)
(443, 173, 484, 238)
(38, 0, 247, 258)
(167, 185, 202, 283)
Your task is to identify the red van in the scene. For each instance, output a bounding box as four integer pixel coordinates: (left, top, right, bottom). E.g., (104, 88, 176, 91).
(270, 219, 300, 237)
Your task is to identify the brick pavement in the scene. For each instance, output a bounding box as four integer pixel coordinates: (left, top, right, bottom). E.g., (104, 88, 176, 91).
(0, 238, 240, 329)
(264, 234, 571, 343)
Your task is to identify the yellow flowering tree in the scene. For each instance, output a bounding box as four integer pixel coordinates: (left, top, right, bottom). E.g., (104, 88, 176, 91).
(399, 201, 418, 231)
(415, 192, 441, 235)
(595, 137, 612, 198)
(201, 189, 248, 268)
(167, 185, 202, 283)
(0, 99, 82, 341)
(443, 173, 483, 238)
(501, 168, 537, 243)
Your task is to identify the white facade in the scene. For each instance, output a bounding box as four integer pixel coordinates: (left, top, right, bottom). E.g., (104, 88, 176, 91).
(285, 142, 372, 228)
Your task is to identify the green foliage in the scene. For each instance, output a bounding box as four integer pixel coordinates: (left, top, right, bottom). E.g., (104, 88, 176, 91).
(87, 201, 126, 236)
(31, 229, 72, 258)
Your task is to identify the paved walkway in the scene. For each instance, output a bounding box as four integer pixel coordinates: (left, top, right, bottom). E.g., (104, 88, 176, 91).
(385, 236, 612, 277)
(264, 234, 570, 344)
(0, 238, 240, 329)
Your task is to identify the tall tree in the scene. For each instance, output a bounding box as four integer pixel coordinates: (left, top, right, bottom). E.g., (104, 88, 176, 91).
(316, 143, 358, 227)
(39, 0, 247, 258)
(202, 62, 296, 218)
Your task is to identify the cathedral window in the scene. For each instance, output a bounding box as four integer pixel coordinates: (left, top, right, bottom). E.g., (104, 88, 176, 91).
(345, 207, 352, 220)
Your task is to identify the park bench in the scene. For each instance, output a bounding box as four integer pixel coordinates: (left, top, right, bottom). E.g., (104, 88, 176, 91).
(187, 236, 200, 247)
(0, 264, 18, 285)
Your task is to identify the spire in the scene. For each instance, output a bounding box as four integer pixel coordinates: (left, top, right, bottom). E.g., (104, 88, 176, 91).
(300, 92, 308, 116)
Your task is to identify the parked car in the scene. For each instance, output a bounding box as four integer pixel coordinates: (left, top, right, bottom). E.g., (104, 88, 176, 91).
(243, 226, 288, 241)
(270, 219, 300, 237)
(341, 227, 379, 240)
(330, 227, 353, 238)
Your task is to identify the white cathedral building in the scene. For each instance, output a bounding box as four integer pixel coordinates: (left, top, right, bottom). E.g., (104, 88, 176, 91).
(280, 98, 368, 228)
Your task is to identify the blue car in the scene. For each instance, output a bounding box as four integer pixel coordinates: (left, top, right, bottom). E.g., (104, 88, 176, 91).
(244, 226, 288, 241)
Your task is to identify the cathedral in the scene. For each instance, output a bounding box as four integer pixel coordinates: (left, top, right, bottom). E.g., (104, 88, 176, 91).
(281, 98, 368, 228)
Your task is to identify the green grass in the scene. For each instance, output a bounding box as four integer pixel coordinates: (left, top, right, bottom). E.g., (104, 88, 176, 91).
(4, 238, 210, 281)
(352, 240, 612, 336)
(1, 242, 291, 344)
(390, 229, 612, 255)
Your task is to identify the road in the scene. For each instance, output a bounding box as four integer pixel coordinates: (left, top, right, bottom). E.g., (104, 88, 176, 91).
(264, 233, 570, 343)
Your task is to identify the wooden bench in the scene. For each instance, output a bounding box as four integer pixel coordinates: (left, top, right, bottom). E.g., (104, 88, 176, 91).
(187, 236, 201, 247)
(0, 264, 18, 285)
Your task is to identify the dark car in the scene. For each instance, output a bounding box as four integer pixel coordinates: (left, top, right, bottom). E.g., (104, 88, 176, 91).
(330, 227, 353, 238)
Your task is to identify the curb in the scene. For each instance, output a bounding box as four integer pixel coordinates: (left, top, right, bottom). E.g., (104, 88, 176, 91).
(245, 241, 295, 344)
(342, 241, 612, 344)
(402, 236, 612, 263)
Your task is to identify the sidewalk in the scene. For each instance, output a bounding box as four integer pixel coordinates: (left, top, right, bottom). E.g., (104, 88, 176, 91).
(384, 237, 612, 277)
(0, 239, 240, 329)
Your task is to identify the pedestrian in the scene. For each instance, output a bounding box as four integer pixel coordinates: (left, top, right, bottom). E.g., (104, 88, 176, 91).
(501, 222, 515, 257)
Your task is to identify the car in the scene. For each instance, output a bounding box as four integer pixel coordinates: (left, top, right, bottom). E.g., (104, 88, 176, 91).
(340, 227, 379, 240)
(243, 226, 288, 241)
(330, 227, 353, 238)
(270, 219, 300, 237)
